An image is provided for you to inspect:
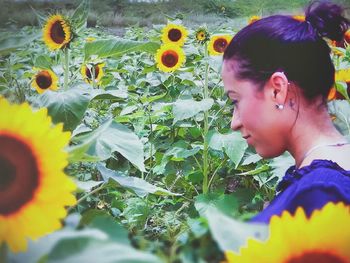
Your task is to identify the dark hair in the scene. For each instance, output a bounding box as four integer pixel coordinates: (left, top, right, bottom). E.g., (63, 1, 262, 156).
(223, 1, 349, 103)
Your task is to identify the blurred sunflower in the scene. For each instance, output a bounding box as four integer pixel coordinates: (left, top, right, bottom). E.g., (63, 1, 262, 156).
(292, 15, 305, 22)
(31, 69, 58, 94)
(195, 27, 210, 44)
(155, 44, 185, 73)
(81, 63, 105, 84)
(0, 98, 76, 252)
(225, 202, 350, 263)
(43, 14, 72, 50)
(328, 86, 338, 101)
(248, 15, 261, 24)
(208, 35, 232, 56)
(161, 23, 188, 46)
(344, 29, 350, 44)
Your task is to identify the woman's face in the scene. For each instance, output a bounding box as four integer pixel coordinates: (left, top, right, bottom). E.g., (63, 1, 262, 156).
(221, 61, 288, 158)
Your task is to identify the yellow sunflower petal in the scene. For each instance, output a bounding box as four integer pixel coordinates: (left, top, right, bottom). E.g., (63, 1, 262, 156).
(31, 69, 59, 94)
(226, 202, 350, 263)
(161, 23, 188, 47)
(0, 99, 76, 253)
(43, 14, 72, 51)
(208, 35, 233, 56)
(81, 63, 105, 84)
(248, 15, 261, 24)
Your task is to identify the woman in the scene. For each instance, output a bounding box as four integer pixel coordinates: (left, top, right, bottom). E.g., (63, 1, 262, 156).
(221, 1, 350, 223)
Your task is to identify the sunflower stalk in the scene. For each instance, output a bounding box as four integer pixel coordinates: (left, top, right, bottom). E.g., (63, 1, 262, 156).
(202, 43, 210, 194)
(0, 244, 8, 263)
(64, 48, 70, 90)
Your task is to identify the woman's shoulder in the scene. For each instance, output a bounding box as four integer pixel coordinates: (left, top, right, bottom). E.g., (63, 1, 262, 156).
(276, 159, 350, 193)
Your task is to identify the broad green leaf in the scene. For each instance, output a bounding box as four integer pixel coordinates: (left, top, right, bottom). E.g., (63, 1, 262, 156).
(84, 39, 160, 60)
(335, 82, 350, 101)
(205, 207, 268, 253)
(8, 229, 108, 263)
(97, 164, 179, 197)
(75, 180, 103, 192)
(47, 237, 162, 263)
(71, 0, 90, 33)
(72, 119, 145, 171)
(269, 152, 295, 183)
(38, 89, 91, 131)
(235, 164, 270, 176)
(173, 98, 214, 124)
(0, 32, 40, 56)
(90, 89, 128, 100)
(328, 100, 350, 136)
(208, 131, 248, 167)
(195, 190, 254, 218)
(34, 55, 52, 70)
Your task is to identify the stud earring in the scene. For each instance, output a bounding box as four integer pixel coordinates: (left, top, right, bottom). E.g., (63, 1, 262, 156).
(275, 104, 284, 110)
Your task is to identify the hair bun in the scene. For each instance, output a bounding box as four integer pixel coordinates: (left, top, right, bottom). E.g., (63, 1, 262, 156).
(305, 1, 349, 41)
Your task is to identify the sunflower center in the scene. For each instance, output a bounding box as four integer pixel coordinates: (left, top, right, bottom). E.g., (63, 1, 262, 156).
(161, 50, 179, 68)
(168, 29, 182, 42)
(85, 65, 100, 80)
(50, 20, 66, 44)
(36, 71, 52, 90)
(0, 134, 39, 215)
(286, 251, 346, 263)
(213, 38, 228, 53)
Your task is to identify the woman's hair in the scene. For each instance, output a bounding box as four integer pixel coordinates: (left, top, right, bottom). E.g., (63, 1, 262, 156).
(223, 1, 349, 103)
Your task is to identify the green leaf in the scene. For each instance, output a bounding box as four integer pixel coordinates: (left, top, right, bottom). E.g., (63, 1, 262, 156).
(71, 0, 90, 33)
(72, 119, 145, 171)
(47, 237, 162, 263)
(208, 131, 248, 167)
(329, 100, 350, 135)
(97, 164, 179, 197)
(205, 207, 268, 253)
(195, 193, 239, 217)
(34, 55, 53, 70)
(38, 89, 91, 131)
(0, 32, 40, 56)
(269, 152, 295, 182)
(173, 98, 214, 124)
(90, 89, 128, 100)
(84, 39, 160, 60)
(335, 81, 350, 101)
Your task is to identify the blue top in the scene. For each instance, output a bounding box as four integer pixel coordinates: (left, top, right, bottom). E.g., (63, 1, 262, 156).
(251, 159, 350, 223)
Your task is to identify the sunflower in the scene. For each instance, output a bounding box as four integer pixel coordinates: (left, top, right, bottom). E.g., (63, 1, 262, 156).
(328, 86, 337, 101)
(161, 23, 188, 46)
(31, 69, 59, 94)
(336, 68, 350, 83)
(195, 26, 210, 44)
(0, 98, 76, 253)
(248, 15, 261, 24)
(43, 14, 72, 50)
(225, 202, 350, 263)
(81, 63, 105, 84)
(292, 15, 305, 22)
(155, 44, 186, 73)
(208, 35, 232, 56)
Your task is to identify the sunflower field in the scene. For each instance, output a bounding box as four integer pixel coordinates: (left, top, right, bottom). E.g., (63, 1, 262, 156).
(1, 0, 350, 262)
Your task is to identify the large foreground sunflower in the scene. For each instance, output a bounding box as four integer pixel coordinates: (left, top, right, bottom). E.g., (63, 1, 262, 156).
(225, 202, 350, 263)
(81, 63, 105, 84)
(31, 69, 58, 94)
(161, 23, 188, 46)
(155, 44, 185, 73)
(43, 14, 72, 50)
(0, 98, 76, 252)
(208, 35, 232, 56)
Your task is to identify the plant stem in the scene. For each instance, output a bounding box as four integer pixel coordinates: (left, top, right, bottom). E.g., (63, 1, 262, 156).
(0, 243, 7, 263)
(68, 183, 106, 212)
(202, 43, 210, 194)
(64, 48, 70, 90)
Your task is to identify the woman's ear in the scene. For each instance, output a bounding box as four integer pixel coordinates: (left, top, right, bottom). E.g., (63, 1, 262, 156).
(266, 72, 289, 105)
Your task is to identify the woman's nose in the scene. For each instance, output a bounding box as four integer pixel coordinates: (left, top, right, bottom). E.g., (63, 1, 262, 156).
(230, 113, 242, 131)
